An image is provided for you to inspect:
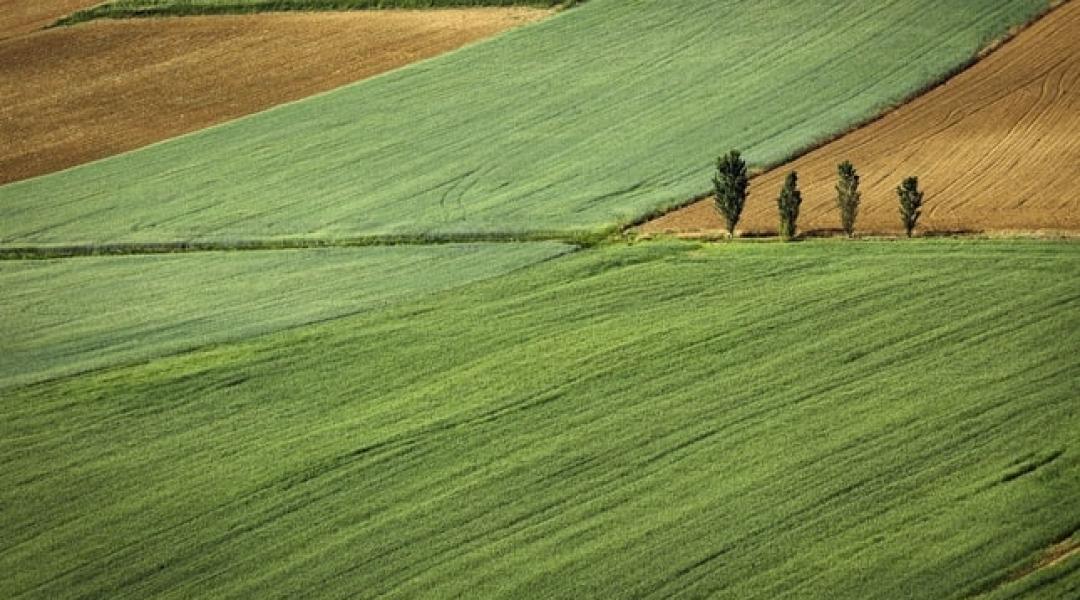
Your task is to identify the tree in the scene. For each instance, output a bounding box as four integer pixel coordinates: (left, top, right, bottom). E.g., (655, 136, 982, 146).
(776, 171, 802, 240)
(713, 150, 749, 238)
(835, 160, 861, 237)
(897, 176, 925, 237)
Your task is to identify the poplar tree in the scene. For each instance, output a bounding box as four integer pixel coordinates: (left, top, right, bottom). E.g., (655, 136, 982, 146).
(835, 161, 861, 237)
(777, 171, 802, 241)
(897, 176, 925, 237)
(713, 150, 749, 238)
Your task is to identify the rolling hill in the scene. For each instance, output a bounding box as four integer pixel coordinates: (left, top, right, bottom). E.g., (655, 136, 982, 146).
(0, 242, 571, 388)
(0, 0, 1053, 245)
(2, 240, 1077, 597)
(642, 0, 1080, 236)
(0, 9, 550, 184)
(2, 2, 1077, 597)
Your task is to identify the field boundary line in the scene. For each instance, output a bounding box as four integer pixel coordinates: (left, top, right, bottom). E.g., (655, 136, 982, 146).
(5, 228, 1080, 261)
(0, 230, 611, 260)
(50, 1, 584, 29)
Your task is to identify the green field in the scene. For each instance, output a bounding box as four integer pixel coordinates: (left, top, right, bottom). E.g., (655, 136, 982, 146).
(54, 0, 572, 27)
(3, 240, 1078, 598)
(4, 1, 1077, 596)
(1, 0, 1051, 245)
(0, 242, 571, 389)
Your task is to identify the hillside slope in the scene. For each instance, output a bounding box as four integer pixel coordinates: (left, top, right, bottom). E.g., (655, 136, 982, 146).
(2, 240, 1077, 597)
(0, 242, 571, 388)
(642, 0, 1080, 236)
(0, 9, 549, 185)
(0, 0, 1052, 244)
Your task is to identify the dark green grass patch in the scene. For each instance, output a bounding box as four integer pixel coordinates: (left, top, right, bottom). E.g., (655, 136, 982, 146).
(2, 240, 1077, 598)
(54, 0, 575, 28)
(1, 0, 1052, 245)
(0, 242, 572, 388)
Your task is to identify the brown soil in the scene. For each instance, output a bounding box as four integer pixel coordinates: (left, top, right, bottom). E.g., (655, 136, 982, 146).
(0, 0, 99, 40)
(642, 2, 1080, 236)
(0, 9, 550, 184)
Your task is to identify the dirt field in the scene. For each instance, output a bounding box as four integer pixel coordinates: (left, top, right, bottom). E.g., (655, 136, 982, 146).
(642, 2, 1080, 236)
(0, 9, 549, 184)
(0, 0, 99, 39)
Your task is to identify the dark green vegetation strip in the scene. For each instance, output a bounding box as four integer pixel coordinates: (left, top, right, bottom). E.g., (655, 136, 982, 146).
(3, 240, 1077, 598)
(0, 242, 573, 388)
(0, 228, 609, 260)
(54, 0, 576, 27)
(1, 0, 1051, 245)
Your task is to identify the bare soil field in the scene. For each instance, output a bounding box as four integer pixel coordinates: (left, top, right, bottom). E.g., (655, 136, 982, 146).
(0, 0, 99, 40)
(642, 1, 1080, 236)
(0, 8, 548, 184)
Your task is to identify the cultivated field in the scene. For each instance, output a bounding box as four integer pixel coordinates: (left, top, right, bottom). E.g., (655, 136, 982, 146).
(0, 0, 97, 39)
(2, 240, 1077, 598)
(0, 242, 570, 388)
(641, 0, 1080, 236)
(2, 2, 1078, 597)
(0, 9, 550, 185)
(0, 0, 1053, 245)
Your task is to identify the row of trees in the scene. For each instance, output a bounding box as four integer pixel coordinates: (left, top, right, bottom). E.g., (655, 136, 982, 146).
(712, 150, 925, 239)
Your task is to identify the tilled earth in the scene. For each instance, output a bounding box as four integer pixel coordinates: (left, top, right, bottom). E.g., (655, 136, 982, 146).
(642, 2, 1080, 235)
(0, 8, 549, 184)
(0, 0, 99, 39)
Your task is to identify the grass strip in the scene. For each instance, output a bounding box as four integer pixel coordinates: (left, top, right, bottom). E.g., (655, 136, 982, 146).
(53, 0, 579, 27)
(0, 228, 612, 260)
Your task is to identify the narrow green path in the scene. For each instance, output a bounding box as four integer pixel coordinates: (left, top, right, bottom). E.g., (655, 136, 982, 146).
(55, 0, 572, 27)
(3, 239, 1077, 598)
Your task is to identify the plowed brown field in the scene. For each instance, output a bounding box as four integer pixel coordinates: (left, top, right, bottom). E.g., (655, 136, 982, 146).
(0, 0, 98, 40)
(642, 1, 1080, 236)
(0, 9, 548, 184)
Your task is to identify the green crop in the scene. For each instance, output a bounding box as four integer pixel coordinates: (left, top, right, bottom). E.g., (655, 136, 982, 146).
(3, 239, 1077, 598)
(0, 242, 572, 388)
(1, 0, 1051, 246)
(53, 0, 572, 27)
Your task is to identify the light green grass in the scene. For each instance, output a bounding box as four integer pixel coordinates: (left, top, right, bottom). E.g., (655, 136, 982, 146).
(3, 239, 1077, 598)
(0, 242, 572, 388)
(53, 0, 573, 27)
(0, 0, 1051, 245)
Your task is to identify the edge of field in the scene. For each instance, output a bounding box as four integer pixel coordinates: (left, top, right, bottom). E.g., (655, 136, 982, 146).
(0, 7, 558, 185)
(50, 0, 579, 28)
(627, 0, 1074, 235)
(0, 4, 572, 194)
